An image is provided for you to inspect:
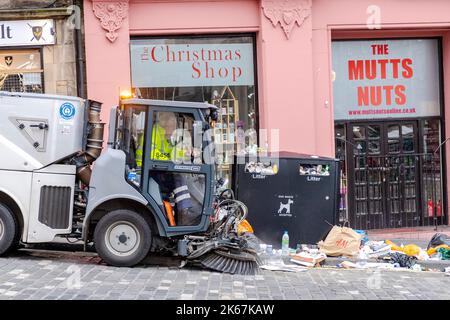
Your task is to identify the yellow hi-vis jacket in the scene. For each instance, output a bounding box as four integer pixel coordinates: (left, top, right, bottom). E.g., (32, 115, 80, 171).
(135, 124, 185, 166)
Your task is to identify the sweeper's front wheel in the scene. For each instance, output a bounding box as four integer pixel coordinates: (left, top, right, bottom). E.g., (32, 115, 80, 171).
(94, 209, 152, 267)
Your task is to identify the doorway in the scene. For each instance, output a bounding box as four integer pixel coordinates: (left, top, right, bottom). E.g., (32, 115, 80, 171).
(339, 120, 446, 230)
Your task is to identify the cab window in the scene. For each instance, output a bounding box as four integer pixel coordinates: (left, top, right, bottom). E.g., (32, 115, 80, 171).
(150, 111, 201, 164)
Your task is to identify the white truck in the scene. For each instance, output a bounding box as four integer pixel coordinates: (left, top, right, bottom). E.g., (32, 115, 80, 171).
(0, 91, 259, 274)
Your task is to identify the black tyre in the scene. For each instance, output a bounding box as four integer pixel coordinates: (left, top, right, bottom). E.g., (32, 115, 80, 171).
(94, 209, 152, 267)
(0, 203, 20, 255)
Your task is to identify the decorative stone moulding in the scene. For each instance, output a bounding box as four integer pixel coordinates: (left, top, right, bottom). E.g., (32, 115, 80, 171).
(92, 1, 128, 42)
(262, 0, 312, 39)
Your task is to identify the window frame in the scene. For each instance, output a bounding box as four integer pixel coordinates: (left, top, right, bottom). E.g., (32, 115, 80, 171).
(0, 46, 44, 93)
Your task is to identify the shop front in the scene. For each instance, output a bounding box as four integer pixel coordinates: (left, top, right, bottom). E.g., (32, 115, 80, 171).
(333, 39, 446, 230)
(83, 0, 450, 230)
(0, 1, 80, 96)
(129, 35, 259, 183)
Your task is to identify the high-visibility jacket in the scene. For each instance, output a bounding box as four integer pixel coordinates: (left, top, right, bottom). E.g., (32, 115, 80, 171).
(135, 124, 185, 166)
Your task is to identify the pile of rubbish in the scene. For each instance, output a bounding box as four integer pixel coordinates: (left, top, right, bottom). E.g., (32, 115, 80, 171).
(258, 226, 450, 273)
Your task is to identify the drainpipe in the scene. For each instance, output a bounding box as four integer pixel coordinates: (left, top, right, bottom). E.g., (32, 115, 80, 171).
(74, 0, 86, 98)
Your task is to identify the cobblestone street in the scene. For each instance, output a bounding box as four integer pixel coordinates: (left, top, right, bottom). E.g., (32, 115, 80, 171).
(0, 249, 448, 300)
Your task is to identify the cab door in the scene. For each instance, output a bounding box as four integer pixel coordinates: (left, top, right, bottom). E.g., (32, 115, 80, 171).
(141, 106, 214, 236)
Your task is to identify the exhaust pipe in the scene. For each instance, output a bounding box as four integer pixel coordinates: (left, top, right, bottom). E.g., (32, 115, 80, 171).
(74, 100, 105, 185)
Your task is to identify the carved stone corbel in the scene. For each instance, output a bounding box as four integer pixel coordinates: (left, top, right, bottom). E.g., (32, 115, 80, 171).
(92, 1, 129, 42)
(262, 0, 312, 39)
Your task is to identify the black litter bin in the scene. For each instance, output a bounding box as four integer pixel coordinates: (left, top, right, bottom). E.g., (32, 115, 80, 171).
(233, 152, 340, 248)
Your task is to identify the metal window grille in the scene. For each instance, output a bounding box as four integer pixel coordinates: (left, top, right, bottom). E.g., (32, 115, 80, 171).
(0, 72, 43, 93)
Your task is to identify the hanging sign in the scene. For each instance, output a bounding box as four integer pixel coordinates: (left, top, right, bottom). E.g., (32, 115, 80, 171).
(332, 39, 441, 120)
(0, 19, 55, 46)
(130, 42, 255, 87)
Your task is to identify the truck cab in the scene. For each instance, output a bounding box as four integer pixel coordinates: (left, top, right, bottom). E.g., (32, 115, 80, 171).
(81, 99, 219, 266)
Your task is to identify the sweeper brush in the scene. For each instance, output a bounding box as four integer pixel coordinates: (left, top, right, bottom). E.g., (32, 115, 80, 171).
(186, 199, 262, 275)
(199, 247, 260, 275)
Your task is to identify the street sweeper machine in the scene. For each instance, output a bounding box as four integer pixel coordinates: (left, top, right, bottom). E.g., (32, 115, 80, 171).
(0, 91, 260, 274)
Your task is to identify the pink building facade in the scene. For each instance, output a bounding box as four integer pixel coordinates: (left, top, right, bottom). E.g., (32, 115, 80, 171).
(83, 0, 450, 229)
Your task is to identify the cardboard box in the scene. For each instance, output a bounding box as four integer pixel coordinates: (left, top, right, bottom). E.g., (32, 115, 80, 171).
(290, 252, 327, 267)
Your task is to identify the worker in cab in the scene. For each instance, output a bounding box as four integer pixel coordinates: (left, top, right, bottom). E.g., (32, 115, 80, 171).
(136, 112, 197, 226)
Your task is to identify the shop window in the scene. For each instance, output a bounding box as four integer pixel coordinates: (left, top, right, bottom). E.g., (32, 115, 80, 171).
(334, 123, 348, 224)
(130, 35, 258, 187)
(402, 124, 414, 152)
(388, 125, 400, 153)
(0, 49, 43, 93)
(421, 119, 444, 222)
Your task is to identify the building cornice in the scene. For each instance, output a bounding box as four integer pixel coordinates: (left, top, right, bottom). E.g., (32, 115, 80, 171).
(0, 7, 73, 20)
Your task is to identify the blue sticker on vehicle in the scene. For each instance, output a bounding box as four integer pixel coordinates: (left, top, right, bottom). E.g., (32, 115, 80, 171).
(60, 102, 76, 120)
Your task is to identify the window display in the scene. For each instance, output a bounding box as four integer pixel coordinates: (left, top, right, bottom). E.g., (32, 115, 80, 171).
(130, 35, 258, 186)
(0, 49, 43, 93)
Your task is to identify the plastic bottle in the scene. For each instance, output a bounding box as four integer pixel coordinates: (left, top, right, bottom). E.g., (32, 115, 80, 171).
(281, 231, 289, 255)
(357, 250, 368, 267)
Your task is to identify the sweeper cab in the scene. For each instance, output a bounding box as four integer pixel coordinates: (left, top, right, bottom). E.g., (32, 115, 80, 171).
(0, 92, 259, 274)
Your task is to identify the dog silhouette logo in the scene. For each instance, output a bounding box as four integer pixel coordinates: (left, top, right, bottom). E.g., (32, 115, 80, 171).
(278, 199, 294, 214)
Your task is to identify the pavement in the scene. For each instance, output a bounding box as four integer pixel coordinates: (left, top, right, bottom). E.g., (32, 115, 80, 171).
(0, 247, 449, 300)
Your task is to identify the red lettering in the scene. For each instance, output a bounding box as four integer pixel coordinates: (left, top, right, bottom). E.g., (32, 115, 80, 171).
(370, 86, 382, 106)
(218, 67, 228, 78)
(365, 60, 377, 80)
(348, 60, 364, 80)
(395, 85, 406, 105)
(378, 59, 388, 79)
(402, 59, 413, 78)
(205, 61, 214, 78)
(357, 85, 406, 106)
(336, 239, 349, 248)
(235, 49, 241, 60)
(348, 59, 413, 80)
(390, 59, 400, 79)
(151, 46, 163, 62)
(358, 87, 369, 106)
(166, 45, 175, 62)
(232, 67, 242, 82)
(371, 44, 389, 55)
(177, 50, 184, 62)
(191, 62, 201, 79)
(371, 44, 377, 55)
(383, 85, 393, 105)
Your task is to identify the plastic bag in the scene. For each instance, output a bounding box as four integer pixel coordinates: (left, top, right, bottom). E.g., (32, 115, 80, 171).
(427, 233, 450, 250)
(389, 252, 417, 268)
(427, 244, 450, 257)
(438, 247, 450, 260)
(355, 230, 369, 244)
(318, 225, 361, 257)
(385, 240, 421, 257)
(402, 244, 421, 257)
(385, 240, 403, 252)
(238, 219, 254, 235)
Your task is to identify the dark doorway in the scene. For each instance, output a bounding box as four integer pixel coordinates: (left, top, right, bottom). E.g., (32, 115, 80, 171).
(342, 120, 445, 230)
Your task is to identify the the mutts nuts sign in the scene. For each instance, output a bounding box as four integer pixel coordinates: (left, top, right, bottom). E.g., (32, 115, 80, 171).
(332, 39, 440, 120)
